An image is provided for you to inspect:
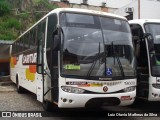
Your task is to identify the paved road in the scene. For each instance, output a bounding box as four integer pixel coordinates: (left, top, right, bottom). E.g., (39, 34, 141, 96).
(1, 82, 160, 119)
(1, 90, 160, 120)
(0, 92, 43, 111)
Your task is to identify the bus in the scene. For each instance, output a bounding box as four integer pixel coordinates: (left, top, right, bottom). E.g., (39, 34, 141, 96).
(129, 19, 160, 101)
(10, 8, 136, 110)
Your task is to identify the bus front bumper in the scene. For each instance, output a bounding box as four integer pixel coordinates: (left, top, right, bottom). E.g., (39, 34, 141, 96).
(58, 90, 136, 108)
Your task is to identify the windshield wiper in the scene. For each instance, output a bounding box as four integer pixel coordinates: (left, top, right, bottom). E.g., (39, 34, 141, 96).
(87, 42, 101, 77)
(111, 42, 125, 78)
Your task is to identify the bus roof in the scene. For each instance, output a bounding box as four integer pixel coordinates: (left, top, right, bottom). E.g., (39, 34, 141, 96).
(129, 19, 160, 25)
(49, 8, 127, 20)
(16, 8, 127, 41)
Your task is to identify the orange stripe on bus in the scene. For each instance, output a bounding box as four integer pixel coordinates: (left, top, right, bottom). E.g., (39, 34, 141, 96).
(13, 57, 17, 65)
(29, 65, 36, 73)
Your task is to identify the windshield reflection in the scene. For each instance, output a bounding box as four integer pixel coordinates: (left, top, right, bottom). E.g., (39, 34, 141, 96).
(60, 12, 135, 79)
(145, 23, 160, 76)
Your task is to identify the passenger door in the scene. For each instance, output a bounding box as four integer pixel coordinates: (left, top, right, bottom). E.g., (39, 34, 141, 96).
(130, 24, 149, 99)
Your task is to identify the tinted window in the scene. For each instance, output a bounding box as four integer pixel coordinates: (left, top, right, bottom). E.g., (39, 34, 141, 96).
(66, 13, 94, 24)
(101, 18, 130, 33)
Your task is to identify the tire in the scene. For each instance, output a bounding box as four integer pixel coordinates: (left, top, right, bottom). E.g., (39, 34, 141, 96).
(43, 100, 58, 112)
(16, 75, 25, 94)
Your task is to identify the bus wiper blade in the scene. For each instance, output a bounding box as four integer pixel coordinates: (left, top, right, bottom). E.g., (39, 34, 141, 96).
(87, 42, 101, 77)
(111, 42, 125, 78)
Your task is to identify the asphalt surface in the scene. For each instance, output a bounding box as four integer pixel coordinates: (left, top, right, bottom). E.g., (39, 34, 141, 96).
(0, 91, 160, 120)
(0, 76, 16, 92)
(1, 78, 160, 119)
(0, 92, 43, 111)
(0, 91, 160, 119)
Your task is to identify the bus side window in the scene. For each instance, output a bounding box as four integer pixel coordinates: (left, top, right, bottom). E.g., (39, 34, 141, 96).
(130, 24, 148, 67)
(19, 40, 22, 53)
(30, 29, 36, 49)
(47, 14, 57, 49)
(46, 14, 58, 71)
(28, 31, 31, 49)
(16, 41, 19, 53)
(34, 26, 38, 47)
(37, 20, 46, 74)
(12, 43, 15, 55)
(22, 36, 25, 51)
(24, 33, 29, 51)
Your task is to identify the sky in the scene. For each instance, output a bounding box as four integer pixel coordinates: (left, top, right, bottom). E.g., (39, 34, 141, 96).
(106, 0, 132, 8)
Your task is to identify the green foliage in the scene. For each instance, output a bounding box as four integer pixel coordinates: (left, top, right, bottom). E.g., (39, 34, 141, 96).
(33, 0, 58, 10)
(35, 12, 43, 21)
(0, 0, 58, 40)
(19, 12, 29, 20)
(0, 0, 11, 16)
(0, 17, 21, 40)
(32, 0, 41, 4)
(3, 18, 21, 29)
(0, 30, 17, 40)
(43, 1, 58, 10)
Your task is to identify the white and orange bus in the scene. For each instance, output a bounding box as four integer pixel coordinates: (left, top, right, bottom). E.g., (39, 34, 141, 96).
(10, 8, 136, 111)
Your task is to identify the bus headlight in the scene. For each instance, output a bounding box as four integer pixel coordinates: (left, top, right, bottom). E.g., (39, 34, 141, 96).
(61, 86, 85, 94)
(152, 84, 160, 89)
(123, 86, 136, 92)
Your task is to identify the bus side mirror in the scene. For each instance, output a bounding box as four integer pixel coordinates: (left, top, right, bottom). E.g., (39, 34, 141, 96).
(53, 35, 60, 51)
(143, 33, 154, 52)
(52, 26, 61, 51)
(143, 33, 153, 40)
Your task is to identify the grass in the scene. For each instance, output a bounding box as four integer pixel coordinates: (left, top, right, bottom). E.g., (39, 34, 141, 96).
(0, 0, 58, 40)
(0, 15, 21, 40)
(3, 18, 21, 29)
(0, 30, 17, 40)
(35, 12, 43, 20)
(19, 12, 29, 20)
(32, 0, 41, 4)
(33, 0, 58, 10)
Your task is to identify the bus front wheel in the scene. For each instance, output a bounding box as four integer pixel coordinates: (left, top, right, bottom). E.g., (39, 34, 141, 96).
(43, 100, 58, 112)
(16, 75, 25, 93)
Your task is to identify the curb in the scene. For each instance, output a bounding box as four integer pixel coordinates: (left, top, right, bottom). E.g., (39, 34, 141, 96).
(0, 89, 16, 92)
(0, 76, 10, 82)
(0, 86, 16, 92)
(0, 79, 11, 82)
(0, 81, 15, 86)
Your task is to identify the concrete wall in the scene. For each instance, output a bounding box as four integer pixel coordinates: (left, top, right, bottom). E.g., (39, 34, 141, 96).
(50, 0, 132, 8)
(140, 0, 160, 19)
(114, 0, 160, 19)
(50, 0, 107, 7)
(114, 0, 138, 19)
(50, 1, 108, 12)
(108, 7, 119, 14)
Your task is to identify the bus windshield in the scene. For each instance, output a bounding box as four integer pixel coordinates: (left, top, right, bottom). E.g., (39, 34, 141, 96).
(145, 23, 160, 76)
(60, 12, 135, 79)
